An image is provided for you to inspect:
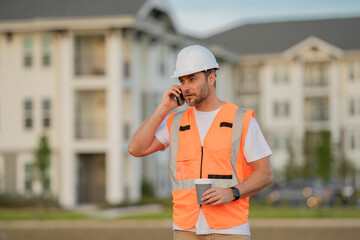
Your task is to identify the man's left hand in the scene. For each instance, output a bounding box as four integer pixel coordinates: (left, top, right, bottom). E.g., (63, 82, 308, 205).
(201, 187, 234, 206)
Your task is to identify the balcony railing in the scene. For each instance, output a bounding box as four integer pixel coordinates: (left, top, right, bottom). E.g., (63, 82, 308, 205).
(75, 118, 106, 139)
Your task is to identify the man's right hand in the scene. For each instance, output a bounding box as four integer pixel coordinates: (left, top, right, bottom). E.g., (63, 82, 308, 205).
(161, 85, 184, 110)
(128, 85, 183, 157)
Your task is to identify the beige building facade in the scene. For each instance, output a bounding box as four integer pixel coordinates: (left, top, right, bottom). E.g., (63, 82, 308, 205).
(1, 0, 359, 208)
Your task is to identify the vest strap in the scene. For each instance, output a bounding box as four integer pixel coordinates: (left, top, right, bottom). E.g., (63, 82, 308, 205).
(170, 110, 185, 185)
(229, 108, 247, 185)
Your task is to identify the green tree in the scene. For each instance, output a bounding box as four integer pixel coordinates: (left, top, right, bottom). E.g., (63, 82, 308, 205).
(338, 158, 354, 182)
(303, 134, 317, 179)
(315, 131, 333, 184)
(34, 135, 51, 198)
(284, 147, 302, 181)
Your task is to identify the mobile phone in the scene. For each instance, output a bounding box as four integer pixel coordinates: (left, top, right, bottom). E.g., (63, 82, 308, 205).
(176, 92, 185, 106)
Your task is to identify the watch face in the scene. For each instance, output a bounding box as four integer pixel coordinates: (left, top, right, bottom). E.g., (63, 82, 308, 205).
(232, 187, 240, 199)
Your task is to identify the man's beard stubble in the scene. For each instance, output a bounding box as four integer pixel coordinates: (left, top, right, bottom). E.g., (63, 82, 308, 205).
(185, 81, 210, 106)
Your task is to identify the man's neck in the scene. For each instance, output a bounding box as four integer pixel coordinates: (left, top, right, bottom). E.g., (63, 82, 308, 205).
(195, 94, 225, 112)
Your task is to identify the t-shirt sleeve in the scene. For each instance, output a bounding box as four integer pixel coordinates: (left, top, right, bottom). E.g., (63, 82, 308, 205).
(155, 115, 170, 150)
(244, 117, 272, 163)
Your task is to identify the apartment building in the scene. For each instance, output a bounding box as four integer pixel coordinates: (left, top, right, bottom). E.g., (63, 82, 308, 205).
(207, 18, 360, 183)
(0, 0, 238, 207)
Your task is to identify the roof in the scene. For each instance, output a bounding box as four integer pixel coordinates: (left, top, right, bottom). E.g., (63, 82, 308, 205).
(206, 17, 360, 55)
(0, 0, 147, 21)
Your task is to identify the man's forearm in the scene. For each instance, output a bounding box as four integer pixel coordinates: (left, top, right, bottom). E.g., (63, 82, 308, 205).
(128, 104, 170, 157)
(235, 157, 273, 198)
(128, 85, 183, 157)
(201, 157, 273, 205)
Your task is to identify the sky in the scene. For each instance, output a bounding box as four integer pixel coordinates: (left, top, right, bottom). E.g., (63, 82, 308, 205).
(167, 0, 360, 38)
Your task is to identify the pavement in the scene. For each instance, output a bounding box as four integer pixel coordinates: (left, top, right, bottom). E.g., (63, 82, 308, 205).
(1, 218, 360, 229)
(1, 218, 360, 240)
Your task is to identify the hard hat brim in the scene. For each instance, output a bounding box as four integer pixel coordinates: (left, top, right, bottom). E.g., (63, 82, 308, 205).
(170, 66, 220, 79)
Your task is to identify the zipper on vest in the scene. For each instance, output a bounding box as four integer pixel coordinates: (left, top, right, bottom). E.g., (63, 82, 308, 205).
(200, 146, 204, 178)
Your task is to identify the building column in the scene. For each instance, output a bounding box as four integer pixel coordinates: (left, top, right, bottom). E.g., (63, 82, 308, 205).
(59, 31, 76, 208)
(106, 29, 125, 204)
(217, 62, 235, 103)
(293, 60, 305, 165)
(128, 34, 143, 202)
(329, 59, 341, 176)
(329, 59, 340, 144)
(139, 39, 158, 191)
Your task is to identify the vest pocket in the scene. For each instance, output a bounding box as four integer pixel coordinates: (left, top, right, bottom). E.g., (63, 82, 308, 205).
(176, 151, 196, 180)
(207, 149, 233, 176)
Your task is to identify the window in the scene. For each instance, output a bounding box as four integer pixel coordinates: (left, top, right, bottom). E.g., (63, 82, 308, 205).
(124, 60, 131, 78)
(42, 35, 51, 67)
(348, 61, 360, 81)
(159, 44, 166, 76)
(305, 97, 329, 121)
(242, 67, 258, 83)
(349, 62, 355, 81)
(273, 65, 289, 83)
(238, 66, 259, 89)
(274, 101, 290, 118)
(24, 100, 33, 129)
(123, 35, 131, 78)
(349, 131, 360, 151)
(350, 98, 355, 116)
(23, 36, 33, 67)
(123, 91, 131, 139)
(75, 91, 106, 139)
(75, 35, 106, 75)
(349, 97, 360, 116)
(350, 133, 356, 150)
(304, 62, 328, 86)
(271, 134, 291, 151)
(24, 163, 34, 192)
(43, 99, 51, 128)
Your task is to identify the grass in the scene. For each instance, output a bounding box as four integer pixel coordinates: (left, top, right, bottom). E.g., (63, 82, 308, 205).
(0, 200, 359, 221)
(120, 211, 172, 220)
(0, 208, 90, 221)
(119, 207, 360, 220)
(119, 200, 360, 220)
(249, 203, 360, 218)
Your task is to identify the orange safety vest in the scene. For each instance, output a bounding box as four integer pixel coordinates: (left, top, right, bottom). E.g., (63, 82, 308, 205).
(167, 102, 255, 229)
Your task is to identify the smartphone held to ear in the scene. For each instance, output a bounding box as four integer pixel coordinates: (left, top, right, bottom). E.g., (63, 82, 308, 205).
(176, 92, 185, 106)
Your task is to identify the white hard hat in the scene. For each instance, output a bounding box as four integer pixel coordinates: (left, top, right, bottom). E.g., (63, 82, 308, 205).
(170, 45, 220, 79)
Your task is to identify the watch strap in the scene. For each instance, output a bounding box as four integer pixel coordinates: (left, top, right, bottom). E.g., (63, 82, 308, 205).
(230, 186, 240, 201)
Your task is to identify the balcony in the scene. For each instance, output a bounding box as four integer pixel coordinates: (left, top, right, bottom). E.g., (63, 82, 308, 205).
(75, 90, 106, 139)
(304, 62, 329, 97)
(304, 97, 330, 131)
(75, 118, 106, 139)
(236, 66, 260, 94)
(74, 35, 106, 77)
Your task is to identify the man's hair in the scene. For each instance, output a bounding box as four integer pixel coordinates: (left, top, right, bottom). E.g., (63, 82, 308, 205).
(202, 68, 217, 87)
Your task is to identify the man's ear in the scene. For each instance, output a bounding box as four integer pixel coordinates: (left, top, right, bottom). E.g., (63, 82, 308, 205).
(208, 72, 216, 87)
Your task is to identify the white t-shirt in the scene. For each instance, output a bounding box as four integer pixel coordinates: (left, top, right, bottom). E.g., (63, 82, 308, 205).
(155, 106, 272, 235)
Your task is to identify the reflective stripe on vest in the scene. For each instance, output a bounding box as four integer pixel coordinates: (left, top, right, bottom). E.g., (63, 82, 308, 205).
(169, 107, 246, 191)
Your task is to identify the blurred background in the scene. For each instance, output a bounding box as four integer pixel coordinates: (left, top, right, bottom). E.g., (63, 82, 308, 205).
(0, 0, 360, 239)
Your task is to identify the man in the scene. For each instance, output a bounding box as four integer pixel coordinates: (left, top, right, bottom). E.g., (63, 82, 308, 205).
(128, 45, 273, 240)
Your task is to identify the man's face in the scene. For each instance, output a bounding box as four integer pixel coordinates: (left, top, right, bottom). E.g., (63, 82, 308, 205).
(179, 72, 210, 106)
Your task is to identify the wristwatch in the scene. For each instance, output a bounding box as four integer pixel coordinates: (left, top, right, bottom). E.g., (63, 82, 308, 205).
(230, 187, 240, 201)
